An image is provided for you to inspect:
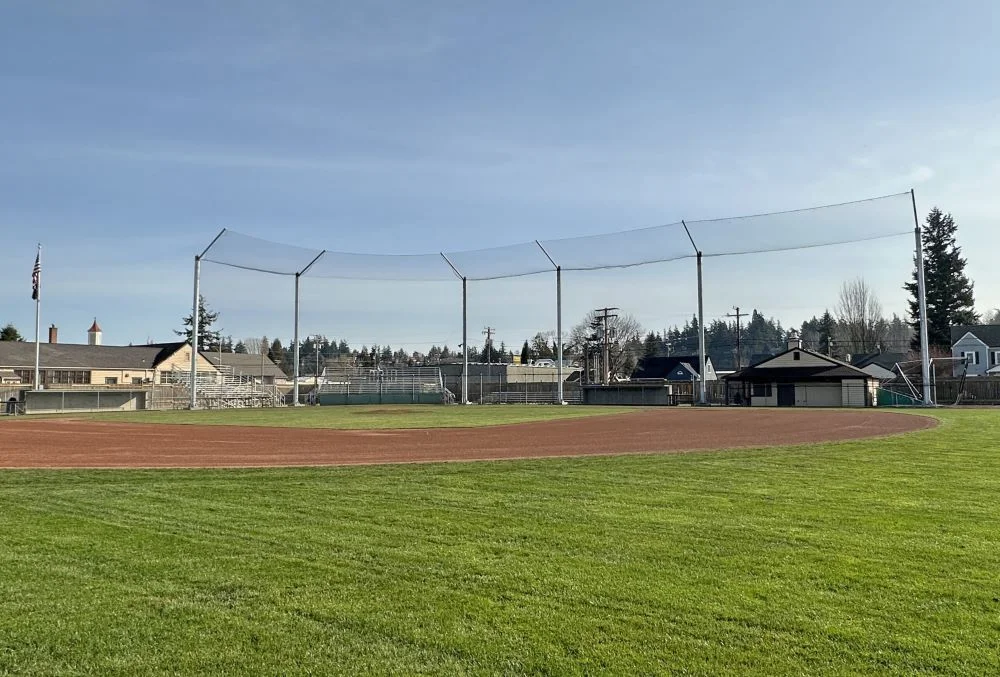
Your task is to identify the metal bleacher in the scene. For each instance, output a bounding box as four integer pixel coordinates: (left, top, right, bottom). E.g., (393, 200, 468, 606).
(167, 366, 282, 409)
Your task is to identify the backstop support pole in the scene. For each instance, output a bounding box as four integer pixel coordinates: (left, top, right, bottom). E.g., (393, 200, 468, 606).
(293, 273, 301, 406)
(697, 251, 707, 405)
(462, 277, 469, 404)
(556, 266, 563, 404)
(294, 251, 324, 407)
(534, 241, 562, 404)
(189, 255, 200, 409)
(911, 189, 933, 405)
(190, 229, 227, 410)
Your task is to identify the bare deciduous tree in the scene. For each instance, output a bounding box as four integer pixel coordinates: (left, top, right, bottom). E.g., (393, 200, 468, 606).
(568, 311, 644, 380)
(836, 277, 887, 355)
(241, 337, 265, 355)
(983, 308, 1000, 325)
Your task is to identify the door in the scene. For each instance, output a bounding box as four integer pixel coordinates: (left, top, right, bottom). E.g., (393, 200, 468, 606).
(777, 384, 795, 407)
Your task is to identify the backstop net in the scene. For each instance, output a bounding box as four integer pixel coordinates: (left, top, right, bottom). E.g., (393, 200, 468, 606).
(195, 191, 923, 405)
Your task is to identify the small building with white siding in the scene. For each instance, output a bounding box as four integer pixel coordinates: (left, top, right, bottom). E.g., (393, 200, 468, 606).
(725, 338, 878, 407)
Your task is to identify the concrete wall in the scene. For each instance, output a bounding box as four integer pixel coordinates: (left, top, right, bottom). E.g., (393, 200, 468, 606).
(24, 389, 147, 413)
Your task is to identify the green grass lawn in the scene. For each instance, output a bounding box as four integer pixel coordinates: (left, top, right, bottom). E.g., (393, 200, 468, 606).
(1, 409, 998, 675)
(33, 404, 641, 429)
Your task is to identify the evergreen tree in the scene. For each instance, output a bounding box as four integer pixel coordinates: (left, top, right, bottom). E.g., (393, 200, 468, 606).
(818, 310, 836, 356)
(175, 295, 221, 350)
(906, 208, 978, 349)
(643, 331, 659, 358)
(0, 323, 23, 341)
(268, 338, 284, 365)
(520, 340, 530, 364)
(234, 341, 248, 354)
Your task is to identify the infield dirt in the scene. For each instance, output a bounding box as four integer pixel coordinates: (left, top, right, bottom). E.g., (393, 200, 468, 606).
(0, 408, 935, 469)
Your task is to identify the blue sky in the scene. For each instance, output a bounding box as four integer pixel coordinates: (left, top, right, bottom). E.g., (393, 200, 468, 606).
(2, 1, 998, 351)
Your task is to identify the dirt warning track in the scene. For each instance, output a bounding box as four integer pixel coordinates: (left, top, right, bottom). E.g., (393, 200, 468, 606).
(0, 409, 934, 469)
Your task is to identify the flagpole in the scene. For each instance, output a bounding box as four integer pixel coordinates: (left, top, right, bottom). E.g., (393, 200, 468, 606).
(33, 244, 41, 390)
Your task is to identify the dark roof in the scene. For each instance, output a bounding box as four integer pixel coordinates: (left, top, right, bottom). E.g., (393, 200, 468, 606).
(727, 364, 868, 382)
(0, 341, 186, 370)
(200, 352, 288, 379)
(633, 355, 704, 380)
(850, 352, 907, 370)
(951, 325, 1000, 347)
(726, 347, 871, 382)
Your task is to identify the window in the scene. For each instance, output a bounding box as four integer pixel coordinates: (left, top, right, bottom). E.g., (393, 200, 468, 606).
(752, 383, 773, 397)
(992, 351, 1000, 366)
(104, 377, 118, 385)
(793, 352, 801, 361)
(132, 377, 144, 385)
(962, 351, 980, 366)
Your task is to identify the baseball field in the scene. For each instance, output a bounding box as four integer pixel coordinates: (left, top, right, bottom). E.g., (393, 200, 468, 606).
(0, 406, 996, 674)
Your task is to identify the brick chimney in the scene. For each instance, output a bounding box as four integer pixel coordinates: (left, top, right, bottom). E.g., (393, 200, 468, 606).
(48, 324, 58, 344)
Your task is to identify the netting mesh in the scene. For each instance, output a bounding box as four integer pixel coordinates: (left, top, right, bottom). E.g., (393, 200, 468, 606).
(202, 193, 912, 278)
(539, 221, 691, 271)
(687, 192, 913, 257)
(203, 231, 322, 276)
(444, 241, 555, 281)
(308, 251, 453, 281)
(195, 192, 920, 376)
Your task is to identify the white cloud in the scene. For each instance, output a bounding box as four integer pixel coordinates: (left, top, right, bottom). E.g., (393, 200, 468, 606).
(909, 166, 935, 183)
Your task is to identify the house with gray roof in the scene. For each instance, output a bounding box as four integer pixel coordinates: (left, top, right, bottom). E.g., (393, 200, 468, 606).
(950, 325, 1000, 377)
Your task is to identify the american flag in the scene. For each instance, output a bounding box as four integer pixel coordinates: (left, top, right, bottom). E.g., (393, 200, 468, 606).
(31, 251, 40, 301)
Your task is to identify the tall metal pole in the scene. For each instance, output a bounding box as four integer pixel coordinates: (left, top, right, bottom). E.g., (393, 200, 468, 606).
(535, 241, 563, 404)
(439, 252, 467, 405)
(556, 266, 563, 403)
(33, 244, 41, 390)
(187, 229, 226, 410)
(911, 189, 933, 405)
(189, 255, 201, 409)
(462, 277, 469, 404)
(293, 273, 301, 406)
(697, 251, 707, 405)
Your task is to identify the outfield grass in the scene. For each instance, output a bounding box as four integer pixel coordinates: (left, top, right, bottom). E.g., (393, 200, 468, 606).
(0, 410, 997, 675)
(31, 404, 641, 429)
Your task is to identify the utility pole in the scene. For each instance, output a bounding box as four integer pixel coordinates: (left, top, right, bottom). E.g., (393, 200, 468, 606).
(482, 326, 494, 380)
(725, 306, 747, 370)
(594, 307, 619, 385)
(315, 343, 320, 394)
